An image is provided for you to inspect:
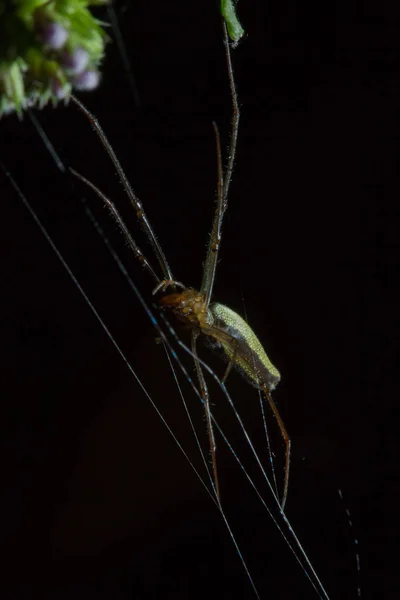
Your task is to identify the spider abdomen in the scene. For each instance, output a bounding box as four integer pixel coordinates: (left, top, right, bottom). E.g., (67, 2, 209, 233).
(210, 303, 281, 391)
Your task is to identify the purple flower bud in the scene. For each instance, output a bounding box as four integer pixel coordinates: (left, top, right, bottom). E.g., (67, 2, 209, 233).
(25, 97, 37, 108)
(50, 78, 69, 100)
(37, 22, 68, 50)
(73, 70, 101, 91)
(1, 104, 14, 116)
(61, 47, 89, 75)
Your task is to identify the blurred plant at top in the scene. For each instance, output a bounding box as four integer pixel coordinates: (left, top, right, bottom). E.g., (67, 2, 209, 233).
(0, 0, 109, 117)
(221, 0, 244, 45)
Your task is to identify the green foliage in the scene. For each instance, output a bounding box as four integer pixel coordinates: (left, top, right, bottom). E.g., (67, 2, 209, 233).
(0, 0, 108, 117)
(220, 0, 244, 44)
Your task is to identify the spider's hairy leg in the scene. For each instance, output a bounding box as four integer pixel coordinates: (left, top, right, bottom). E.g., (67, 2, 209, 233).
(191, 331, 222, 504)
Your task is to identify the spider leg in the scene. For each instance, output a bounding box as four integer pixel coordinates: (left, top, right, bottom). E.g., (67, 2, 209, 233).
(152, 279, 186, 296)
(70, 95, 174, 282)
(202, 323, 240, 385)
(191, 330, 221, 504)
(262, 385, 291, 511)
(70, 167, 160, 284)
(200, 21, 239, 308)
(221, 337, 239, 383)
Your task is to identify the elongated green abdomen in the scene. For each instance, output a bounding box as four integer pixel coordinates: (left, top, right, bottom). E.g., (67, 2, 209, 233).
(210, 303, 281, 391)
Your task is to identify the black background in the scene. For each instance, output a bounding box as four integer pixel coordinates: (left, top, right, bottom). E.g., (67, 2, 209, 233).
(1, 1, 398, 598)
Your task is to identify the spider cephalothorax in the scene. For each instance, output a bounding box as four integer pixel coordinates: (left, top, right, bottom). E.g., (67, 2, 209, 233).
(159, 288, 211, 330)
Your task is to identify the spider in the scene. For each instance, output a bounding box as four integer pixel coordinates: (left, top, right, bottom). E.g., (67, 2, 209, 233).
(69, 21, 290, 510)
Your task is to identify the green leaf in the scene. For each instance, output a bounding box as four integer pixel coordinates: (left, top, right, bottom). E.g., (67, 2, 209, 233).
(220, 0, 244, 43)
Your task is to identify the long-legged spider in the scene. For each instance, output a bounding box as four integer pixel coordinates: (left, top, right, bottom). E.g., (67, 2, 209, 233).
(69, 20, 291, 510)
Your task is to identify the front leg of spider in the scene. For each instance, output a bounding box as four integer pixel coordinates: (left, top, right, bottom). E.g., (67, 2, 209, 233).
(152, 279, 186, 296)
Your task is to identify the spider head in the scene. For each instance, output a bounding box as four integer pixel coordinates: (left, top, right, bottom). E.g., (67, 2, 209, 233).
(159, 288, 208, 329)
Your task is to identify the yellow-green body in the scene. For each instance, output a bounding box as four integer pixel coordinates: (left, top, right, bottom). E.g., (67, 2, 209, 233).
(210, 303, 281, 391)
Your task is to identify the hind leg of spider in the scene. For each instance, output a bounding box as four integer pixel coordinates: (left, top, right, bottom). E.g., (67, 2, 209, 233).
(191, 330, 221, 504)
(262, 385, 291, 511)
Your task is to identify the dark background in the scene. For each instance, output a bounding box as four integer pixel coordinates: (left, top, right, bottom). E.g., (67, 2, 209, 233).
(1, 1, 398, 598)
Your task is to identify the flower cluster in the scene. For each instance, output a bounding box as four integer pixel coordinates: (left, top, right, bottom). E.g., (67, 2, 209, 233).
(0, 0, 109, 117)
